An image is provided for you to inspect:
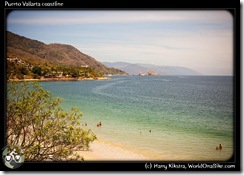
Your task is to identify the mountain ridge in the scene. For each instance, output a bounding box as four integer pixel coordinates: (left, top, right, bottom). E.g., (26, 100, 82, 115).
(103, 62, 201, 75)
(7, 31, 126, 76)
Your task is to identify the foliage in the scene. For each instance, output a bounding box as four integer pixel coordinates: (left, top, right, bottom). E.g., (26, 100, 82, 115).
(7, 82, 97, 161)
(32, 66, 43, 76)
(6, 58, 106, 80)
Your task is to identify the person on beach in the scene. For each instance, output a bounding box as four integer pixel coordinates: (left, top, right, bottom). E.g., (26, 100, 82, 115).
(216, 144, 223, 150)
(219, 144, 222, 150)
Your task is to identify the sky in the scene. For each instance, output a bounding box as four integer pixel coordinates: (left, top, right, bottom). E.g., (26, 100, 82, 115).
(7, 10, 233, 75)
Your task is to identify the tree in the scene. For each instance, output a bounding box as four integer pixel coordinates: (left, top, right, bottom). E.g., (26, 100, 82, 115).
(20, 67, 29, 75)
(7, 82, 97, 161)
(32, 66, 42, 76)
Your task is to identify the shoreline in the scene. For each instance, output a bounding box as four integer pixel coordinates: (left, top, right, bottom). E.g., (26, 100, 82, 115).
(7, 77, 112, 82)
(76, 139, 155, 161)
(77, 136, 233, 161)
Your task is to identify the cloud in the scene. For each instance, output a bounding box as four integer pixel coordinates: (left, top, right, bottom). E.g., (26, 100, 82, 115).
(7, 10, 232, 25)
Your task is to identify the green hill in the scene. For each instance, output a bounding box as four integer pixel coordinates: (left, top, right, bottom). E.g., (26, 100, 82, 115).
(7, 31, 127, 80)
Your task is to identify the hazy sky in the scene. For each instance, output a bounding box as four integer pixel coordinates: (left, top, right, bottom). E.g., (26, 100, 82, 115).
(7, 10, 233, 75)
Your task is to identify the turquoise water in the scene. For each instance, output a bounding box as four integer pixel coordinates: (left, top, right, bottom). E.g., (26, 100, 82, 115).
(39, 76, 233, 161)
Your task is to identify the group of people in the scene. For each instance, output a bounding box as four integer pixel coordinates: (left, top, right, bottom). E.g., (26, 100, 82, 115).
(83, 122, 102, 127)
(82, 122, 87, 126)
(140, 130, 152, 134)
(97, 122, 102, 127)
(216, 144, 223, 150)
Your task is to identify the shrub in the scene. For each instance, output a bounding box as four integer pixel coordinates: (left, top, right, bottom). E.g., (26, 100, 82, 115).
(7, 82, 97, 161)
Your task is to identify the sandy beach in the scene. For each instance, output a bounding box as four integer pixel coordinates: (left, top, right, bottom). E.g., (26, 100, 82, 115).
(76, 139, 152, 161)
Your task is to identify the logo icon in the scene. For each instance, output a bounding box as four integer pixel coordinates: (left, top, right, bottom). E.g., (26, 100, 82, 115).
(2, 146, 24, 169)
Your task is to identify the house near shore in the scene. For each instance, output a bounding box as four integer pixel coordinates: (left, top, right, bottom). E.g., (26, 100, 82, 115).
(81, 65, 89, 68)
(56, 72, 63, 78)
(7, 57, 34, 70)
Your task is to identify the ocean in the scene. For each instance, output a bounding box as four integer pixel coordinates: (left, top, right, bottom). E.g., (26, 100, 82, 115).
(39, 76, 233, 161)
